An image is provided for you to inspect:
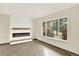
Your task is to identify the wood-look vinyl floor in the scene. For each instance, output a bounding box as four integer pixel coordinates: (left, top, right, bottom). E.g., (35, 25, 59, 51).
(0, 40, 68, 56)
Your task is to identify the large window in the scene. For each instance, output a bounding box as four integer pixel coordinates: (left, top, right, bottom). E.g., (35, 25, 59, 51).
(42, 17, 67, 41)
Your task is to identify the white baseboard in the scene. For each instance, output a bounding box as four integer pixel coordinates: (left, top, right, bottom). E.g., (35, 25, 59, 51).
(0, 41, 10, 44)
(10, 39, 33, 45)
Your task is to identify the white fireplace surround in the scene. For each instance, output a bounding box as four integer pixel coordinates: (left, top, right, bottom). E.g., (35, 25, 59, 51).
(10, 28, 32, 45)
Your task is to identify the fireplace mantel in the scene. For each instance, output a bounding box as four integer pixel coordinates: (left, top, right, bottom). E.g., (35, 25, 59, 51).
(12, 28, 30, 30)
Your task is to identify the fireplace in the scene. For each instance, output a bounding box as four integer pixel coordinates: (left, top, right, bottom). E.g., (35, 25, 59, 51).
(13, 33, 30, 37)
(10, 28, 31, 41)
(10, 28, 32, 45)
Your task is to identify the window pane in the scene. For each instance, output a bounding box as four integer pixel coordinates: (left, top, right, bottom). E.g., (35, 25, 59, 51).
(43, 22, 46, 36)
(47, 20, 58, 38)
(59, 17, 67, 40)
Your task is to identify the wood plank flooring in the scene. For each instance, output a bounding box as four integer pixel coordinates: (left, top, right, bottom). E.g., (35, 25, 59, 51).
(0, 40, 68, 56)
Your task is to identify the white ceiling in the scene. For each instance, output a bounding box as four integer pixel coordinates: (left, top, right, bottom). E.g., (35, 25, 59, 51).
(0, 3, 78, 19)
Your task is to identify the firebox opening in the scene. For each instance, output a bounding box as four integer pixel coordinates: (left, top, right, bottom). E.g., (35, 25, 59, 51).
(13, 33, 30, 37)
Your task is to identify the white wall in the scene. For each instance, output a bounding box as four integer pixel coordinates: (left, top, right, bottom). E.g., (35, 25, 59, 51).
(34, 5, 79, 54)
(31, 19, 37, 39)
(10, 16, 33, 42)
(10, 16, 31, 28)
(0, 14, 9, 44)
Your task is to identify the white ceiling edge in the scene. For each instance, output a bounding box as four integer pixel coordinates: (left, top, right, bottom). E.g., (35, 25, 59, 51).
(0, 3, 78, 19)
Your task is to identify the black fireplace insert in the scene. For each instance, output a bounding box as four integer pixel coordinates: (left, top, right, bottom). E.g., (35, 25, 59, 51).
(13, 33, 30, 37)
